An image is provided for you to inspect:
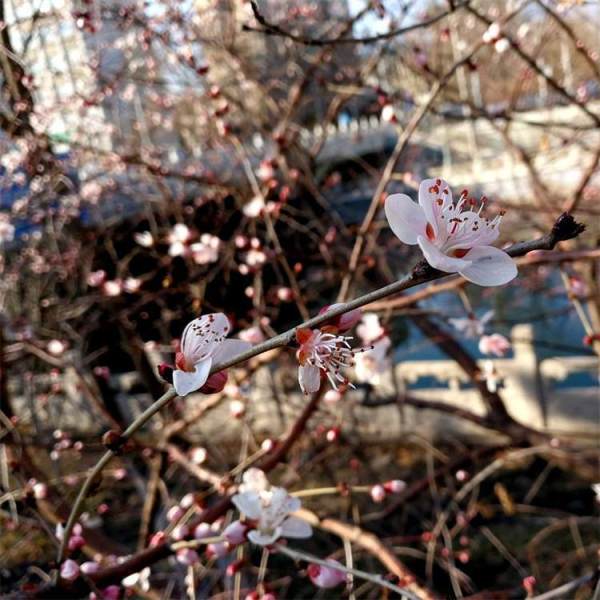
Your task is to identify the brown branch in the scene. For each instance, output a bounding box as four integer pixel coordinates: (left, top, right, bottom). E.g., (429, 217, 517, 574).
(244, 0, 466, 46)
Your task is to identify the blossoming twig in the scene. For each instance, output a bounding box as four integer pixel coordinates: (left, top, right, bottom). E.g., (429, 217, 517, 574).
(275, 544, 422, 600)
(55, 213, 585, 573)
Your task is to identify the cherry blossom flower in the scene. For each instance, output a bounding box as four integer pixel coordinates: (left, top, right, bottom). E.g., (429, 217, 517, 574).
(357, 313, 386, 344)
(239, 468, 270, 493)
(370, 484, 386, 503)
(122, 567, 151, 591)
(449, 310, 494, 339)
(33, 482, 48, 499)
(381, 104, 397, 123)
(102, 280, 123, 297)
(385, 179, 517, 286)
(123, 277, 141, 293)
(482, 22, 501, 43)
(354, 335, 391, 385)
(308, 559, 347, 588)
(0, 217, 15, 245)
(47, 339, 66, 356)
(190, 234, 220, 265)
(482, 360, 501, 393)
(295, 327, 364, 394)
(173, 314, 251, 397)
(169, 223, 191, 244)
(87, 270, 106, 287)
(190, 447, 207, 464)
(133, 231, 154, 247)
(243, 195, 265, 218)
(478, 333, 511, 357)
(232, 482, 312, 546)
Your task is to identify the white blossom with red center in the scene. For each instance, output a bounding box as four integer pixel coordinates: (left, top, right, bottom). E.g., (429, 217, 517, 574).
(295, 327, 362, 394)
(385, 178, 517, 286)
(173, 313, 251, 397)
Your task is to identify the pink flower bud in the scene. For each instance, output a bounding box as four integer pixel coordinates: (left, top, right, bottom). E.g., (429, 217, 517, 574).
(229, 400, 245, 418)
(180, 493, 195, 509)
(171, 525, 189, 540)
(100, 585, 121, 600)
(478, 333, 511, 357)
(149, 531, 166, 547)
(87, 270, 106, 287)
(276, 287, 293, 302)
(261, 439, 275, 452)
(383, 480, 406, 494)
(68, 535, 86, 551)
(167, 506, 184, 523)
(176, 548, 200, 565)
(370, 484, 386, 503)
(455, 469, 469, 482)
(522, 575, 536, 595)
(318, 304, 362, 333)
(206, 541, 229, 559)
(190, 447, 207, 464)
(226, 558, 246, 577)
(326, 427, 340, 443)
(223, 520, 248, 545)
(199, 371, 228, 394)
(157, 363, 174, 384)
(194, 522, 212, 540)
(323, 390, 341, 404)
(81, 561, 100, 575)
(33, 482, 48, 499)
(60, 559, 80, 581)
(308, 560, 346, 588)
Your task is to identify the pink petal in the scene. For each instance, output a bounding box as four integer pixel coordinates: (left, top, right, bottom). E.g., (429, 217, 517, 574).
(417, 235, 471, 273)
(180, 313, 231, 365)
(173, 358, 212, 396)
(211, 339, 252, 366)
(459, 246, 517, 286)
(384, 193, 427, 244)
(298, 364, 321, 394)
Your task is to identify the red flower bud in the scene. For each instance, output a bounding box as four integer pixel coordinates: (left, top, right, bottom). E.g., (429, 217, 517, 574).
(157, 363, 174, 384)
(199, 370, 228, 394)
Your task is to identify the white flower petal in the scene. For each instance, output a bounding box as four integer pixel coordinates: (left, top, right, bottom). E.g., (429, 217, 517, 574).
(417, 235, 472, 273)
(298, 364, 321, 394)
(173, 358, 212, 396)
(418, 178, 452, 240)
(240, 468, 269, 493)
(459, 246, 517, 286)
(247, 528, 280, 546)
(211, 339, 252, 366)
(231, 491, 262, 520)
(384, 193, 426, 245)
(180, 313, 231, 365)
(280, 516, 313, 539)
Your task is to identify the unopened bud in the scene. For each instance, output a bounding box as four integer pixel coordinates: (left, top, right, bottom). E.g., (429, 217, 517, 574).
(200, 370, 228, 394)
